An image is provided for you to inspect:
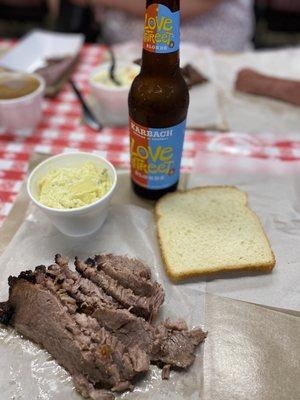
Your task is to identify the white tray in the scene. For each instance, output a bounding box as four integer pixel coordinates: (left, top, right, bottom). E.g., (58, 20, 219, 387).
(0, 29, 84, 73)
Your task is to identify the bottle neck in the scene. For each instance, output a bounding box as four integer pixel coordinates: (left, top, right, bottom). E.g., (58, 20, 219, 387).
(142, 0, 181, 75)
(141, 51, 179, 75)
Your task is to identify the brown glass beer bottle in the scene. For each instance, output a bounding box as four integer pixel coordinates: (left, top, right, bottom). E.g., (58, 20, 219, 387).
(128, 0, 189, 200)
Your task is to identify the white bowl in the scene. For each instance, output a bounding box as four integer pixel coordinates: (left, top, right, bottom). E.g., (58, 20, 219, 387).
(0, 72, 45, 131)
(27, 152, 117, 237)
(89, 62, 140, 126)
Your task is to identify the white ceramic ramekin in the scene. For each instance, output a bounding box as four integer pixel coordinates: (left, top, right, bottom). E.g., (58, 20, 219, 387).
(0, 72, 45, 131)
(89, 62, 140, 125)
(27, 152, 117, 237)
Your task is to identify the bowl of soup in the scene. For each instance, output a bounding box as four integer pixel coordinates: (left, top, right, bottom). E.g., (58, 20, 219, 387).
(0, 72, 45, 131)
(89, 62, 140, 126)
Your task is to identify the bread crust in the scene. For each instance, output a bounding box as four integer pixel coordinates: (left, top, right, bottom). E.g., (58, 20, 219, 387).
(155, 186, 276, 282)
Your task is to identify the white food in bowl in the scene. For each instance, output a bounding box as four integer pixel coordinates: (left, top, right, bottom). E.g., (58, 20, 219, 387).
(38, 161, 112, 209)
(89, 62, 140, 126)
(27, 152, 117, 237)
(91, 64, 139, 89)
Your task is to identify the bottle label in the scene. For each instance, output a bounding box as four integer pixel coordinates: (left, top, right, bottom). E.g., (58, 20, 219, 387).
(143, 3, 180, 54)
(129, 118, 186, 190)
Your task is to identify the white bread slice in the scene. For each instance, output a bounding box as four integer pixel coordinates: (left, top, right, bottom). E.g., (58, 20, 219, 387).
(155, 186, 275, 281)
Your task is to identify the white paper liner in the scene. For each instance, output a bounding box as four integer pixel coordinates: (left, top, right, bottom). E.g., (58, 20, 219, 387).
(215, 48, 300, 134)
(90, 41, 222, 129)
(0, 204, 205, 399)
(202, 294, 300, 400)
(188, 149, 300, 311)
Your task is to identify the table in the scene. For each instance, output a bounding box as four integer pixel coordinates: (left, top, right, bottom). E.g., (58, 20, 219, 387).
(1, 42, 300, 226)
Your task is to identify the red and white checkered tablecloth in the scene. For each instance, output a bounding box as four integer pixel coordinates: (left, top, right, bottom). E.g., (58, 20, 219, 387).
(1, 41, 300, 227)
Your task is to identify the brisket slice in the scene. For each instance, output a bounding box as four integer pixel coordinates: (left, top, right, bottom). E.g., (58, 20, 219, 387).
(3, 280, 123, 390)
(88, 307, 206, 371)
(44, 257, 205, 370)
(40, 259, 156, 355)
(0, 300, 14, 325)
(94, 254, 157, 297)
(75, 258, 164, 320)
(151, 319, 206, 369)
(0, 254, 206, 398)
(31, 264, 149, 377)
(92, 308, 154, 353)
(181, 64, 208, 88)
(73, 375, 114, 400)
(161, 365, 171, 380)
(54, 255, 119, 309)
(0, 273, 149, 399)
(95, 255, 151, 280)
(235, 68, 300, 107)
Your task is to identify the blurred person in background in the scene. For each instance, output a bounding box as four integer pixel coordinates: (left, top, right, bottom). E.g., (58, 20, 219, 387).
(69, 0, 254, 51)
(0, 0, 59, 14)
(0, 0, 97, 41)
(255, 0, 300, 47)
(0, 0, 59, 37)
(56, 0, 100, 41)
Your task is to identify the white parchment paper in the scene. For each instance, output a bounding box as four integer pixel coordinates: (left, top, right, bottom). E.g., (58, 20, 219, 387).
(1, 153, 300, 399)
(100, 43, 300, 133)
(91, 41, 222, 130)
(189, 150, 300, 311)
(215, 47, 300, 134)
(0, 203, 205, 400)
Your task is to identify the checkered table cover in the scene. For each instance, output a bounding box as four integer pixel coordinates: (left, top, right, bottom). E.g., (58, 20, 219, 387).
(1, 41, 300, 226)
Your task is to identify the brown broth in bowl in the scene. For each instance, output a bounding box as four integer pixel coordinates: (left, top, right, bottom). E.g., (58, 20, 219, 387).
(0, 74, 40, 100)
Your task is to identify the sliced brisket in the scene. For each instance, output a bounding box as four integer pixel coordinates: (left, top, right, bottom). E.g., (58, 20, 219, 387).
(37, 259, 155, 355)
(0, 301, 14, 325)
(92, 308, 154, 353)
(73, 375, 115, 400)
(4, 280, 127, 392)
(161, 364, 171, 380)
(94, 254, 157, 297)
(31, 263, 150, 377)
(75, 258, 164, 320)
(152, 319, 206, 369)
(39, 259, 205, 371)
(0, 254, 206, 399)
(0, 271, 149, 399)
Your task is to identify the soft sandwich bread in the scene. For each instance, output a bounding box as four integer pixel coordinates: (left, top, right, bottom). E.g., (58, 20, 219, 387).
(155, 186, 275, 281)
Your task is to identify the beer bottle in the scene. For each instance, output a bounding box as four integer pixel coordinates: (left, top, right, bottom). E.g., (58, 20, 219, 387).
(128, 0, 189, 200)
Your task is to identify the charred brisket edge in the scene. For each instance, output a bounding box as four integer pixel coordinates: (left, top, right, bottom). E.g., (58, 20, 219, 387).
(0, 301, 14, 325)
(1, 269, 41, 324)
(0, 268, 40, 324)
(55, 254, 68, 267)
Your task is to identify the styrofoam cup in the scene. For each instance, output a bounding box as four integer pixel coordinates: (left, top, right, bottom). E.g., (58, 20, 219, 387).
(27, 152, 117, 237)
(89, 62, 140, 125)
(0, 72, 45, 131)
